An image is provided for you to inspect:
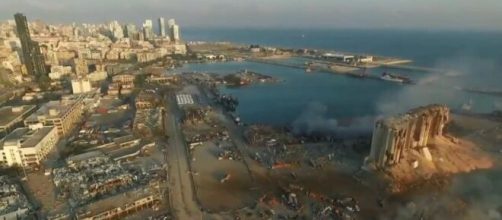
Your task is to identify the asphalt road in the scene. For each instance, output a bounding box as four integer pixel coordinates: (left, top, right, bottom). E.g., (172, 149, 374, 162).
(164, 95, 202, 219)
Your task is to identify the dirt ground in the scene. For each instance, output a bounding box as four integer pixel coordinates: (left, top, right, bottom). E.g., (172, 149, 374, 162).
(22, 172, 67, 216)
(191, 142, 257, 212)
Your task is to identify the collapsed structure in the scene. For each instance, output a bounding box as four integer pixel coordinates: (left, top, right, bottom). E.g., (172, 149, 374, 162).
(365, 104, 450, 169)
(0, 176, 31, 219)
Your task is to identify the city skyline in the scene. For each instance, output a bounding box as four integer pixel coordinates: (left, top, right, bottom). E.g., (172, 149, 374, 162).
(0, 0, 501, 31)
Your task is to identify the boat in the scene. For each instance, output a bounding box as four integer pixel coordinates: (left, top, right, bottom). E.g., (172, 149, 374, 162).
(305, 62, 313, 73)
(380, 72, 412, 84)
(461, 99, 473, 111)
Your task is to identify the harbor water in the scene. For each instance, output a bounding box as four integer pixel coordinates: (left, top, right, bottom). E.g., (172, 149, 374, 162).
(180, 29, 502, 126)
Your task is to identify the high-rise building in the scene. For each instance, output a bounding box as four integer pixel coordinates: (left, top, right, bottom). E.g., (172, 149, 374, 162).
(158, 17, 166, 37)
(167, 19, 176, 28)
(143, 19, 154, 40)
(14, 13, 47, 78)
(109, 20, 124, 40)
(125, 24, 137, 39)
(170, 24, 180, 42)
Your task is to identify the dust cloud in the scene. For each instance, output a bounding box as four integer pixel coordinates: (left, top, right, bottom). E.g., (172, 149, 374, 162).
(376, 56, 502, 116)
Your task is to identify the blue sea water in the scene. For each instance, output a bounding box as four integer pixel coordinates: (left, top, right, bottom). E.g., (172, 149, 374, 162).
(179, 28, 502, 126)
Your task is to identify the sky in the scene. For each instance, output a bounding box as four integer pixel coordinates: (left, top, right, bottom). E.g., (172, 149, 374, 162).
(1, 0, 501, 31)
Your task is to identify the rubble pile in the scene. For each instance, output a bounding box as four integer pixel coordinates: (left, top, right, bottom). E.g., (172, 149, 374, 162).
(217, 145, 242, 161)
(244, 125, 298, 147)
(133, 108, 164, 137)
(257, 184, 361, 219)
(52, 151, 140, 206)
(182, 106, 213, 125)
(309, 194, 361, 219)
(0, 176, 31, 219)
(363, 105, 494, 192)
(186, 130, 229, 144)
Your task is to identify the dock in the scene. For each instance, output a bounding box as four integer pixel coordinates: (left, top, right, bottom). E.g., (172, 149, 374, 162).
(246, 58, 389, 83)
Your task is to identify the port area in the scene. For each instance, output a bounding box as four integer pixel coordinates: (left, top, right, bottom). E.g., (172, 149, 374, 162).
(168, 80, 380, 219)
(186, 42, 439, 87)
(160, 69, 502, 219)
(186, 41, 423, 74)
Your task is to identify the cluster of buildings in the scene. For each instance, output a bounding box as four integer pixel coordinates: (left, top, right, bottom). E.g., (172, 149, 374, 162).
(108, 73, 135, 95)
(0, 95, 86, 168)
(0, 13, 186, 91)
(0, 13, 186, 219)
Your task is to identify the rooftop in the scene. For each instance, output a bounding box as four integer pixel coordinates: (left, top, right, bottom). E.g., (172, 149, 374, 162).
(2, 126, 55, 149)
(0, 105, 36, 127)
(25, 96, 82, 122)
(66, 150, 105, 164)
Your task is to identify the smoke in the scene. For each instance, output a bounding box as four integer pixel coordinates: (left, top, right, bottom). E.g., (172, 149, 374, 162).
(291, 102, 375, 137)
(375, 56, 502, 220)
(375, 56, 502, 115)
(449, 170, 502, 220)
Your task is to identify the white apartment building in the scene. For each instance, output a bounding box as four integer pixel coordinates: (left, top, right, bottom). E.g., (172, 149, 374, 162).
(0, 126, 59, 167)
(71, 78, 92, 94)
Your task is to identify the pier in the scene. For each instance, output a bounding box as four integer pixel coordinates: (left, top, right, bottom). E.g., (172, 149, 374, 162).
(245, 58, 501, 98)
(246, 58, 388, 82)
(381, 63, 445, 73)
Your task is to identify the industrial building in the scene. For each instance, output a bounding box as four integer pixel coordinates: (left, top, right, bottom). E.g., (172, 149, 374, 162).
(0, 126, 58, 167)
(365, 104, 450, 169)
(176, 94, 194, 105)
(77, 189, 160, 220)
(0, 105, 37, 137)
(321, 53, 355, 63)
(24, 96, 84, 136)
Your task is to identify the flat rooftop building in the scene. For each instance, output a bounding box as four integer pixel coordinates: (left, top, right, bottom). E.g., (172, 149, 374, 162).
(176, 94, 194, 105)
(24, 96, 84, 136)
(0, 105, 37, 137)
(0, 126, 59, 167)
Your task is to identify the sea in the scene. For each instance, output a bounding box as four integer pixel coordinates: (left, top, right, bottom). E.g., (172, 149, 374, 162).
(178, 28, 502, 127)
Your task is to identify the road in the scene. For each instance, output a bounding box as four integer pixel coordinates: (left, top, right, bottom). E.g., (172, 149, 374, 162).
(164, 95, 202, 220)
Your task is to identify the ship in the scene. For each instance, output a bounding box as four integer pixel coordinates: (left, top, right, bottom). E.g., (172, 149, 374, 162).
(305, 62, 313, 73)
(380, 72, 412, 84)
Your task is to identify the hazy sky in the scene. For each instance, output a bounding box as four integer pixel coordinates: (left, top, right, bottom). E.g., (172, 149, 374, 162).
(1, 0, 501, 30)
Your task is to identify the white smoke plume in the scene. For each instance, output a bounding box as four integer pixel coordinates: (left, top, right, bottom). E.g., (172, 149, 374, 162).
(292, 102, 375, 137)
(376, 56, 502, 116)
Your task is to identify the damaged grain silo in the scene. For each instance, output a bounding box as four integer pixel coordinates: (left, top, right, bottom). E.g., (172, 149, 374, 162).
(365, 104, 450, 169)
